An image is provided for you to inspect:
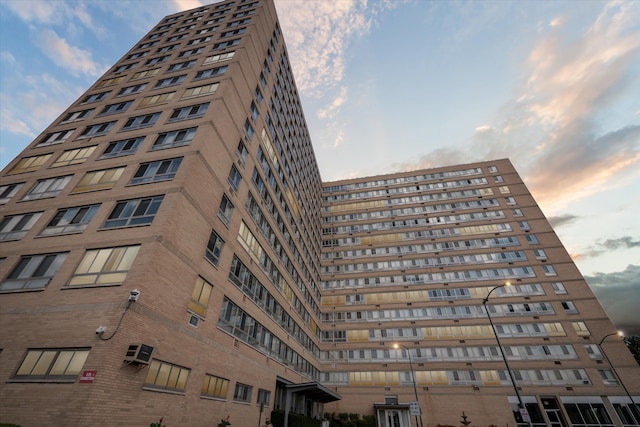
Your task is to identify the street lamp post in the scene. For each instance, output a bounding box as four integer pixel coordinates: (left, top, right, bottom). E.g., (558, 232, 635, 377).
(394, 343, 424, 427)
(599, 332, 636, 408)
(483, 283, 532, 427)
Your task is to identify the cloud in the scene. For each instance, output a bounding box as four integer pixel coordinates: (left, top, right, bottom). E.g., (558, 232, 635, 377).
(584, 264, 640, 336)
(387, 1, 640, 214)
(0, 51, 16, 65)
(317, 87, 348, 120)
(34, 29, 105, 78)
(547, 214, 580, 228)
(574, 236, 640, 260)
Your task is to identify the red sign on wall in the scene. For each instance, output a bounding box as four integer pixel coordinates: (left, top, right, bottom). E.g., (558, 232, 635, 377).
(79, 370, 97, 383)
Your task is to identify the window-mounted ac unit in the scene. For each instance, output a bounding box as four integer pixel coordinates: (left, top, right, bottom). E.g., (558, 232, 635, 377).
(124, 344, 154, 365)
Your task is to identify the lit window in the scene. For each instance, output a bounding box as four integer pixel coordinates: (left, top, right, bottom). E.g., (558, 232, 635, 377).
(0, 183, 24, 204)
(0, 252, 68, 291)
(78, 121, 116, 138)
(227, 165, 241, 190)
(96, 76, 125, 88)
(101, 137, 144, 159)
(37, 129, 75, 147)
(0, 212, 43, 241)
(130, 158, 182, 185)
(144, 360, 190, 393)
(40, 204, 100, 236)
(233, 382, 252, 402)
(68, 245, 140, 287)
(152, 127, 197, 150)
(201, 374, 229, 399)
(498, 186, 510, 194)
(13, 348, 89, 381)
(188, 276, 213, 317)
(121, 113, 160, 130)
(167, 103, 209, 122)
(203, 51, 235, 65)
(103, 196, 163, 228)
(217, 194, 234, 225)
(22, 175, 72, 200)
(138, 92, 175, 108)
(51, 146, 96, 167)
(71, 167, 125, 193)
(572, 321, 590, 337)
(205, 230, 224, 267)
(8, 154, 52, 174)
(182, 83, 219, 99)
(131, 68, 160, 80)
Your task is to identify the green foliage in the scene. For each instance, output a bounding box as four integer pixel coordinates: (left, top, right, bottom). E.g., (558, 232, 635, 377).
(624, 335, 640, 365)
(150, 418, 166, 427)
(217, 416, 231, 427)
(323, 412, 375, 427)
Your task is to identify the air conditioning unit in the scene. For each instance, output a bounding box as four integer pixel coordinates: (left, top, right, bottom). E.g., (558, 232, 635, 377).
(124, 344, 154, 365)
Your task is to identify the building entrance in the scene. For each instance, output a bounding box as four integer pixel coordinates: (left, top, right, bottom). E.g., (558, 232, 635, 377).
(375, 407, 412, 427)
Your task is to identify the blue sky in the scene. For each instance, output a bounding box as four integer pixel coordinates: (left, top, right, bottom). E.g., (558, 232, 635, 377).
(0, 0, 638, 334)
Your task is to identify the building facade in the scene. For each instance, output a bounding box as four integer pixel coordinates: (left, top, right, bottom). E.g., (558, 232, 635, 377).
(0, 0, 637, 426)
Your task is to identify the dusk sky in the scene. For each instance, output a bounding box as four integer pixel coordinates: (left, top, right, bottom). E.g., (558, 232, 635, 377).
(1, 0, 638, 334)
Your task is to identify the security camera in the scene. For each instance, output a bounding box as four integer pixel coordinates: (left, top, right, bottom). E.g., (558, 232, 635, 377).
(96, 326, 107, 335)
(129, 289, 140, 302)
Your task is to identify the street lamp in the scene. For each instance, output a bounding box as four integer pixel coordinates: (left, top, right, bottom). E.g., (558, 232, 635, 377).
(393, 343, 424, 427)
(599, 332, 636, 409)
(482, 282, 532, 427)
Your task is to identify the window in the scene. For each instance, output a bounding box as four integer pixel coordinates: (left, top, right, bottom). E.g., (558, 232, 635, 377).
(168, 103, 209, 122)
(177, 48, 204, 58)
(0, 212, 43, 241)
(71, 167, 124, 193)
(572, 322, 590, 337)
(8, 154, 52, 174)
(104, 196, 163, 228)
(79, 121, 116, 138)
(255, 85, 263, 103)
(551, 282, 566, 294)
(130, 158, 182, 185)
(144, 360, 190, 393)
(205, 230, 224, 266)
(613, 402, 640, 426)
(22, 175, 72, 200)
(188, 276, 213, 317)
(597, 369, 618, 385)
(139, 92, 175, 108)
(60, 108, 94, 123)
(250, 102, 258, 121)
(101, 137, 144, 158)
(152, 127, 197, 150)
(227, 165, 241, 190)
(99, 100, 133, 116)
(511, 208, 523, 217)
(533, 249, 547, 259)
(96, 76, 125, 88)
(212, 39, 240, 50)
(194, 66, 227, 80)
(144, 55, 170, 65)
(561, 301, 578, 314)
(126, 50, 148, 60)
(167, 60, 196, 72)
(13, 348, 89, 381)
(0, 183, 24, 204)
(154, 75, 186, 89)
(117, 83, 147, 96)
(518, 221, 531, 231)
(542, 265, 557, 276)
(40, 204, 100, 236)
(201, 374, 229, 399)
(243, 119, 253, 140)
(182, 83, 219, 99)
(113, 62, 138, 73)
(203, 51, 235, 65)
(525, 234, 539, 244)
(80, 91, 110, 104)
(51, 146, 96, 167)
(217, 194, 234, 225)
(131, 68, 160, 80)
(584, 344, 602, 360)
(493, 175, 504, 183)
(488, 165, 498, 173)
(0, 252, 68, 291)
(37, 129, 75, 147)
(122, 113, 160, 130)
(505, 196, 516, 205)
(233, 382, 252, 402)
(68, 245, 140, 287)
(564, 402, 613, 427)
(156, 43, 179, 53)
(257, 388, 271, 406)
(236, 140, 248, 164)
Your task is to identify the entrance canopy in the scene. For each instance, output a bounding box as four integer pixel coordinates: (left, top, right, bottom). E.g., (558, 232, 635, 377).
(284, 381, 341, 403)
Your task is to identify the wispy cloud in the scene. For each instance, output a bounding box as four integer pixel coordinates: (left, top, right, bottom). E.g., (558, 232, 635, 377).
(574, 236, 640, 260)
(547, 214, 580, 228)
(585, 264, 640, 336)
(391, 1, 640, 213)
(33, 29, 105, 78)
